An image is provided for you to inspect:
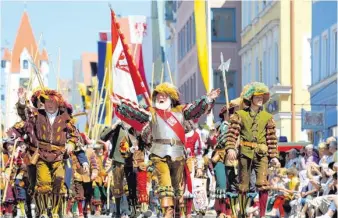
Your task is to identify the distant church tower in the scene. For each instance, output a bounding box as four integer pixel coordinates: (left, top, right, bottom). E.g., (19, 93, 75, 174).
(1, 11, 49, 128)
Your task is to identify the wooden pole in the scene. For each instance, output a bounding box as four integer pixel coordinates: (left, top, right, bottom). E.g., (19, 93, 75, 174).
(88, 81, 98, 137)
(57, 47, 61, 91)
(2, 138, 19, 202)
(133, 44, 138, 61)
(166, 60, 174, 84)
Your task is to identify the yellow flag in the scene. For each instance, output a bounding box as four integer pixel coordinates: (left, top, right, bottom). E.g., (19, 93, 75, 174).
(194, 0, 209, 92)
(104, 42, 112, 126)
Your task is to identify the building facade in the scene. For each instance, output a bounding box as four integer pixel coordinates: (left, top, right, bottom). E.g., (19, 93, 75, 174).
(1, 12, 49, 129)
(309, 1, 337, 144)
(176, 0, 242, 122)
(239, 0, 312, 142)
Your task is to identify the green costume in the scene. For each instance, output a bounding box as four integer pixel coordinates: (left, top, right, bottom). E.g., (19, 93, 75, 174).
(224, 82, 278, 217)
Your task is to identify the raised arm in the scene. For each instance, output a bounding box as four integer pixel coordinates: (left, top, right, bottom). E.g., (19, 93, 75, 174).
(110, 95, 151, 124)
(183, 88, 220, 120)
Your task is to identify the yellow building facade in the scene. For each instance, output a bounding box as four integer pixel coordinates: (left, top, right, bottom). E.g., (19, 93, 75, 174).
(239, 0, 312, 142)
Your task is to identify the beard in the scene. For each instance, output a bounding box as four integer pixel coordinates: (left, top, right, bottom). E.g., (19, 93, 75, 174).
(155, 98, 172, 110)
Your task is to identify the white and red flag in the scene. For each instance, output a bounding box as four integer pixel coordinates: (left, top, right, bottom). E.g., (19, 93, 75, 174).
(110, 9, 151, 131)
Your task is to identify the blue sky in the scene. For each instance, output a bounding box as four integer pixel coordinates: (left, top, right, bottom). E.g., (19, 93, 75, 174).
(1, 0, 151, 89)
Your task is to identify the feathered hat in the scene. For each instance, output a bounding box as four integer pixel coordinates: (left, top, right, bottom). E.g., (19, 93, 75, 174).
(152, 82, 180, 101)
(31, 89, 65, 108)
(240, 82, 270, 108)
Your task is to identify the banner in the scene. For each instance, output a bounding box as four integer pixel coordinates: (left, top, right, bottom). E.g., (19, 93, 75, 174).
(194, 0, 209, 92)
(301, 109, 325, 130)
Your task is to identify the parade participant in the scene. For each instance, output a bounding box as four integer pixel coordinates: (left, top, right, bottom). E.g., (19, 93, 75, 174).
(7, 88, 89, 218)
(110, 82, 220, 218)
(2, 139, 20, 218)
(212, 99, 239, 218)
(67, 133, 99, 218)
(183, 120, 204, 218)
(91, 140, 108, 216)
(100, 121, 143, 218)
(223, 82, 278, 218)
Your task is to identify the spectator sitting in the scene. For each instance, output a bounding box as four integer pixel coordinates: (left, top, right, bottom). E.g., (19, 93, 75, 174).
(319, 142, 331, 165)
(328, 141, 337, 164)
(285, 148, 301, 170)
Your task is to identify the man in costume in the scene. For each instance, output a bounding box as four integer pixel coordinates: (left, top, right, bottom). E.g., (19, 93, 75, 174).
(100, 120, 141, 218)
(7, 88, 89, 218)
(101, 120, 150, 218)
(212, 99, 240, 218)
(183, 120, 205, 218)
(66, 132, 99, 218)
(110, 82, 220, 218)
(223, 82, 278, 218)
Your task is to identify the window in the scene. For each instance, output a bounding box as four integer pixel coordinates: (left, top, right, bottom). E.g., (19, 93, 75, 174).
(187, 21, 190, 51)
(214, 70, 237, 103)
(1, 95, 4, 101)
(263, 51, 267, 84)
(242, 64, 247, 87)
(255, 57, 259, 81)
(322, 32, 329, 78)
(255, 0, 259, 18)
(247, 1, 251, 24)
(248, 62, 252, 83)
(211, 8, 236, 42)
(331, 26, 337, 74)
(214, 70, 225, 103)
(23, 60, 28, 69)
(313, 38, 320, 84)
(1, 60, 5, 68)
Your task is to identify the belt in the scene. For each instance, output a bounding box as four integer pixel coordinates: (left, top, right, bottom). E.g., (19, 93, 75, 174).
(153, 139, 184, 146)
(30, 141, 65, 152)
(241, 141, 266, 148)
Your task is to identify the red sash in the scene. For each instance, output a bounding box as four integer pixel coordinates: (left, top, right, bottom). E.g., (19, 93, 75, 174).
(156, 109, 192, 192)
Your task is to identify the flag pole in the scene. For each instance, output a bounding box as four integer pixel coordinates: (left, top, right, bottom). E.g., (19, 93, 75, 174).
(160, 63, 164, 83)
(57, 47, 61, 92)
(206, 0, 214, 127)
(166, 60, 174, 85)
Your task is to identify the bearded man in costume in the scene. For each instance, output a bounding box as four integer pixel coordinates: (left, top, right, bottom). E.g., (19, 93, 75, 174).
(7, 88, 89, 218)
(223, 82, 278, 218)
(110, 82, 220, 218)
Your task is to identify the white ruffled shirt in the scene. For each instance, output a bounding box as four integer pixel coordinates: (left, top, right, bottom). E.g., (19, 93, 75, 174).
(46, 110, 58, 125)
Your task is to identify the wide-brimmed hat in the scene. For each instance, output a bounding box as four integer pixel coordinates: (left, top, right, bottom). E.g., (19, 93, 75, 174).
(241, 82, 270, 106)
